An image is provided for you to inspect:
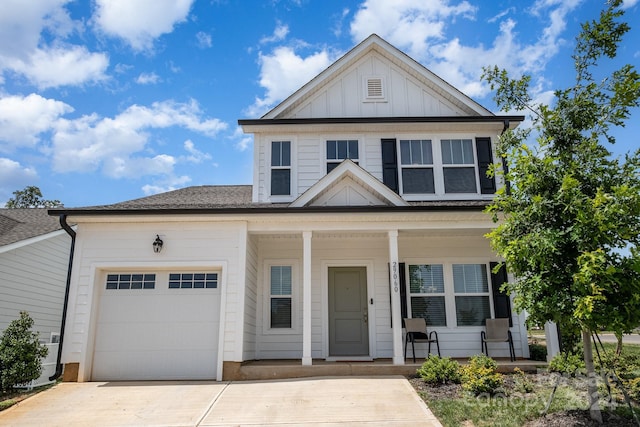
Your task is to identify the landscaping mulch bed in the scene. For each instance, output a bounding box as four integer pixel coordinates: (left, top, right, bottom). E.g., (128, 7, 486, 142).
(408, 373, 639, 427)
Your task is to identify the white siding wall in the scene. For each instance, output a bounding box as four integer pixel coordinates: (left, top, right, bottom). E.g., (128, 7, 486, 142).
(292, 53, 464, 119)
(254, 130, 503, 203)
(62, 221, 246, 381)
(0, 231, 70, 340)
(243, 234, 258, 360)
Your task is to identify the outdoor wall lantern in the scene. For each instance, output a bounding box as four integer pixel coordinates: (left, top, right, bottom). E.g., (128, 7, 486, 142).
(152, 235, 164, 253)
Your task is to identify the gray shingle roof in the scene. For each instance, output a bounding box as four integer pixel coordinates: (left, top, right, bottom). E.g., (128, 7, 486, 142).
(0, 208, 64, 247)
(48, 184, 490, 216)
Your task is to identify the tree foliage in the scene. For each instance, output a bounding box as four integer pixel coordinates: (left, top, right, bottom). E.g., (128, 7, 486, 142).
(0, 311, 48, 393)
(5, 186, 62, 208)
(482, 0, 640, 344)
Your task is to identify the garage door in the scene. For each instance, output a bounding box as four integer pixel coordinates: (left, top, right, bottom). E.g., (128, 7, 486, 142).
(92, 272, 221, 381)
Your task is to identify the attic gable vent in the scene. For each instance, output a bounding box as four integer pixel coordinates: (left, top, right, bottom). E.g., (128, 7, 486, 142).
(364, 77, 385, 101)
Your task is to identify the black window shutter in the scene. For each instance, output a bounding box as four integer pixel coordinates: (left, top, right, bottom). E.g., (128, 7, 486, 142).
(490, 262, 512, 327)
(475, 137, 496, 194)
(381, 139, 399, 193)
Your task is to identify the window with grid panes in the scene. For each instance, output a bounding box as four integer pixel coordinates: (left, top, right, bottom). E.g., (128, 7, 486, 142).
(271, 141, 291, 195)
(270, 266, 292, 328)
(441, 139, 477, 193)
(407, 264, 446, 326)
(399, 140, 435, 194)
(453, 264, 491, 326)
(326, 140, 358, 173)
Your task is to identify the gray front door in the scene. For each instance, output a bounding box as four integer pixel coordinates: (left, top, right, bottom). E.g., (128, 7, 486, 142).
(328, 267, 369, 356)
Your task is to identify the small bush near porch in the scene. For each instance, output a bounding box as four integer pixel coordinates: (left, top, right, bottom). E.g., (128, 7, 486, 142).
(410, 344, 640, 427)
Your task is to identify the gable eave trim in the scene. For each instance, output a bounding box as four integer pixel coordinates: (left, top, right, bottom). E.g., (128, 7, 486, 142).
(239, 115, 524, 127)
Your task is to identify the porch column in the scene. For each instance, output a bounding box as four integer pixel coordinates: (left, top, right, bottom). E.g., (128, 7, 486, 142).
(302, 231, 312, 365)
(388, 230, 404, 365)
(545, 321, 561, 361)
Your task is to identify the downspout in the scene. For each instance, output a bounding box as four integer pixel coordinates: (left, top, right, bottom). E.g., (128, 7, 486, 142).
(49, 214, 75, 381)
(500, 119, 512, 195)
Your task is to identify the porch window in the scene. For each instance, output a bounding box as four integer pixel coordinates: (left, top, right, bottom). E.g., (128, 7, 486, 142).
(408, 264, 446, 326)
(441, 139, 477, 193)
(270, 266, 292, 328)
(399, 140, 435, 194)
(453, 264, 491, 326)
(326, 140, 358, 173)
(271, 141, 291, 195)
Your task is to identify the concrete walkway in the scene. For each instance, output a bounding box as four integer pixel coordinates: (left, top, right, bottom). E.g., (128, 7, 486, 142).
(0, 376, 442, 426)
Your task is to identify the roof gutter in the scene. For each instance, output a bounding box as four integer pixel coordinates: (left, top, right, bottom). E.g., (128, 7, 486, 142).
(49, 214, 75, 381)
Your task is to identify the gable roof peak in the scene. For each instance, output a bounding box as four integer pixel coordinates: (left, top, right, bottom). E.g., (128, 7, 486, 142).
(260, 33, 492, 120)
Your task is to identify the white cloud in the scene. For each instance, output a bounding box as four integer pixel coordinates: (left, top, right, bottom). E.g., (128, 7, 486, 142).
(260, 23, 289, 44)
(350, 0, 477, 60)
(0, 1, 109, 88)
(0, 93, 73, 150)
(142, 174, 191, 196)
(136, 72, 161, 85)
(0, 158, 39, 206)
(51, 99, 227, 177)
(196, 31, 212, 48)
(622, 0, 639, 8)
(182, 139, 211, 163)
(93, 0, 194, 51)
(232, 126, 252, 152)
(246, 46, 336, 117)
(7, 46, 109, 89)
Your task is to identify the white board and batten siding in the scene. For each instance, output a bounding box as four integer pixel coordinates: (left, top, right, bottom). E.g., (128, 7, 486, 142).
(62, 220, 246, 381)
(0, 231, 70, 340)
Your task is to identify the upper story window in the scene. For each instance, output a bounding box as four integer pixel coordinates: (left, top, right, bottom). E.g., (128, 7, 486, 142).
(441, 139, 477, 193)
(271, 141, 291, 196)
(400, 140, 435, 194)
(326, 140, 358, 173)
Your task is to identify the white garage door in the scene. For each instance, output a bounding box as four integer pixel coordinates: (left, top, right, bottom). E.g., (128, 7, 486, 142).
(92, 272, 221, 381)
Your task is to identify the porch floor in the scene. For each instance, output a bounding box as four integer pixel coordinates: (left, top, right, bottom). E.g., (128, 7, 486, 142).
(224, 358, 547, 381)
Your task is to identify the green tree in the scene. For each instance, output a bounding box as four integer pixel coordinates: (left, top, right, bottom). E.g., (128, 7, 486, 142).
(5, 186, 62, 208)
(482, 0, 640, 421)
(0, 311, 49, 393)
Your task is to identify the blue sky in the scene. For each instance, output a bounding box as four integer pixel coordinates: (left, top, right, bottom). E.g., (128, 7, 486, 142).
(0, 0, 638, 207)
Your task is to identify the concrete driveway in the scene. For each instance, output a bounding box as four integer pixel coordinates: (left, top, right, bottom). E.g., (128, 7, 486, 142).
(0, 376, 442, 426)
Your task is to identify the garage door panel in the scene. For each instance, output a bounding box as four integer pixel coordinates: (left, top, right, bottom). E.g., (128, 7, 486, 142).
(92, 272, 221, 381)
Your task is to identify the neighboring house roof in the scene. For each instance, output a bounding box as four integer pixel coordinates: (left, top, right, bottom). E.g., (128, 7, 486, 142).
(0, 208, 64, 247)
(49, 184, 491, 217)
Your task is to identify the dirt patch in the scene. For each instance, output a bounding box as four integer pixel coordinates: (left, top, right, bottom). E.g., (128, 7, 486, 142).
(523, 409, 638, 426)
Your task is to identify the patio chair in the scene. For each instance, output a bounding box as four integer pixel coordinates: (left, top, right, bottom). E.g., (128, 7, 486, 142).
(403, 318, 440, 363)
(481, 318, 515, 361)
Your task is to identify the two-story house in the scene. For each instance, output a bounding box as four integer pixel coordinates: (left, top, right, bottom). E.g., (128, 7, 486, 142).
(50, 34, 526, 382)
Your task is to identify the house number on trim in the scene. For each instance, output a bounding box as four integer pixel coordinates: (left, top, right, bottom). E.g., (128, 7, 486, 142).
(392, 261, 399, 293)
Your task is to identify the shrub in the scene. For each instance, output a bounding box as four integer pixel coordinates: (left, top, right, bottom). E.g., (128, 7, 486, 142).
(461, 354, 503, 395)
(548, 352, 585, 377)
(596, 352, 640, 379)
(624, 377, 640, 402)
(417, 356, 461, 385)
(0, 311, 48, 393)
(512, 367, 534, 393)
(528, 343, 547, 361)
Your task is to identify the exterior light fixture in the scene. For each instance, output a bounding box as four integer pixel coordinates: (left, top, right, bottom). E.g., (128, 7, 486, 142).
(153, 235, 164, 253)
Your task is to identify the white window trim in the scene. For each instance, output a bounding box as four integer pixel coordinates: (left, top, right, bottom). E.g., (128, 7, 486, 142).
(262, 259, 300, 335)
(266, 138, 297, 202)
(404, 258, 495, 330)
